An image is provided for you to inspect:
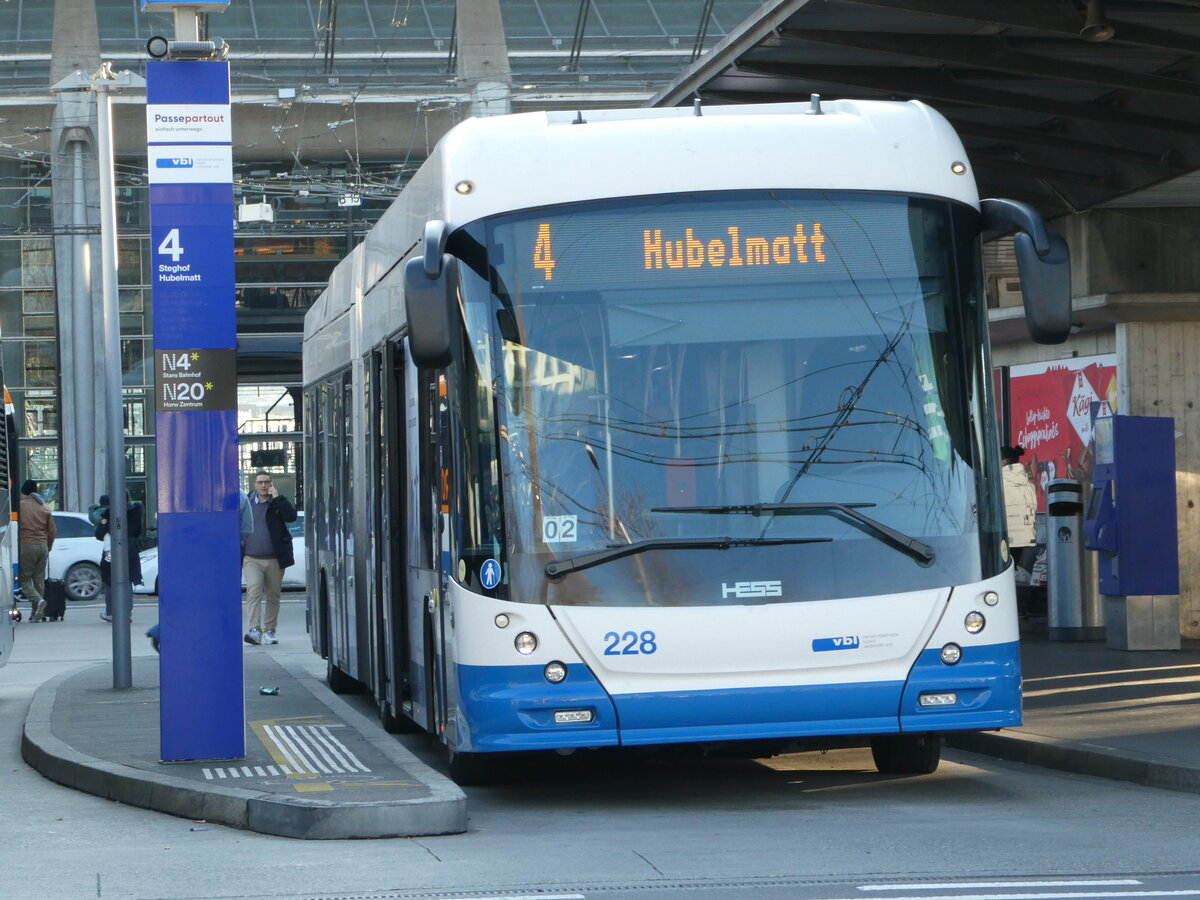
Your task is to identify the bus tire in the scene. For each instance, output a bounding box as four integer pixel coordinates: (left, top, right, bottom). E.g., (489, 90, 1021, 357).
(871, 734, 942, 775)
(381, 703, 422, 734)
(317, 573, 331, 659)
(326, 658, 363, 695)
(447, 747, 507, 786)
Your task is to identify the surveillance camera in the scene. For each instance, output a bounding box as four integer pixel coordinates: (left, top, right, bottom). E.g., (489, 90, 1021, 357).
(146, 37, 229, 61)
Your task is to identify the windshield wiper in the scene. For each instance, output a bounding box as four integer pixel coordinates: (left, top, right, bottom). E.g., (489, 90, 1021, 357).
(650, 502, 935, 565)
(545, 535, 831, 580)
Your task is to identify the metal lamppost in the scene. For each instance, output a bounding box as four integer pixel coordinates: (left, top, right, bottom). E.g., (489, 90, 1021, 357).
(52, 64, 145, 689)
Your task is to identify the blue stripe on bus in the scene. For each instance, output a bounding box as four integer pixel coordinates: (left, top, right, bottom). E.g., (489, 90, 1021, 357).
(455, 638, 1022, 752)
(899, 639, 1022, 731)
(612, 679, 904, 746)
(456, 662, 621, 752)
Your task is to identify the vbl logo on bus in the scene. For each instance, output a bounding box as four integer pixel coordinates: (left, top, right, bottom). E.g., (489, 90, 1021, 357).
(812, 635, 861, 652)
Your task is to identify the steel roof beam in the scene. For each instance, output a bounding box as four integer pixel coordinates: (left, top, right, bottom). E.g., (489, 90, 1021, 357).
(951, 120, 1175, 165)
(966, 151, 1119, 187)
(728, 62, 1200, 134)
(840, 0, 1200, 54)
(776, 29, 1200, 99)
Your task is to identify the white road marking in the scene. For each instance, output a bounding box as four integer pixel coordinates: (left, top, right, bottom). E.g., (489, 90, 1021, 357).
(200, 725, 372, 780)
(862, 883, 1143, 892)
(840, 892, 1200, 900)
(263, 722, 372, 776)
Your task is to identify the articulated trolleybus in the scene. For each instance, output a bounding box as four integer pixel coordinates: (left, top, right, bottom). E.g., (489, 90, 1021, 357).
(304, 97, 1070, 782)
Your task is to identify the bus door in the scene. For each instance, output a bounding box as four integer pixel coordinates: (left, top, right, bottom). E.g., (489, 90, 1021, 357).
(376, 340, 414, 727)
(316, 372, 356, 675)
(406, 360, 446, 733)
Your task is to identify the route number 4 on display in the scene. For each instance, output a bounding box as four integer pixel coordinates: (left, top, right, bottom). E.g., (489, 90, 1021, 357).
(158, 228, 185, 262)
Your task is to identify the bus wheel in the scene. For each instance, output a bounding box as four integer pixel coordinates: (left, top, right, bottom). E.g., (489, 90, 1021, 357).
(326, 659, 362, 695)
(870, 734, 942, 775)
(317, 574, 331, 659)
(446, 746, 507, 786)
(381, 703, 422, 734)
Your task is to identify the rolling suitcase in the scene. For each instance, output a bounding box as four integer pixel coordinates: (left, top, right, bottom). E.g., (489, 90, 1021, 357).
(42, 578, 66, 621)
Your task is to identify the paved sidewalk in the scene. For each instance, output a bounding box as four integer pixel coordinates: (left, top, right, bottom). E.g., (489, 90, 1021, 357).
(21, 644, 466, 840)
(948, 622, 1200, 794)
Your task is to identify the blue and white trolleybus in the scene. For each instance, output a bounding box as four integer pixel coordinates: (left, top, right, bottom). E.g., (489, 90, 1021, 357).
(302, 98, 1070, 782)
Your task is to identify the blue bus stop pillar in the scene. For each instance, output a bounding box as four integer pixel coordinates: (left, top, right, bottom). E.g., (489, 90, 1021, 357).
(147, 59, 244, 761)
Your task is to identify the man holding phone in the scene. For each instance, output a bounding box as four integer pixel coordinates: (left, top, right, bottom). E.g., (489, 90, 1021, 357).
(242, 471, 297, 646)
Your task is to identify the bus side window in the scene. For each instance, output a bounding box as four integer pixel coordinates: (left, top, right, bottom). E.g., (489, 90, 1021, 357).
(444, 341, 504, 593)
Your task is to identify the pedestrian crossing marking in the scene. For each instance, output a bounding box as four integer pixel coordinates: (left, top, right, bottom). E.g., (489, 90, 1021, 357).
(199, 717, 375, 784)
(202, 764, 288, 780)
(249, 715, 372, 778)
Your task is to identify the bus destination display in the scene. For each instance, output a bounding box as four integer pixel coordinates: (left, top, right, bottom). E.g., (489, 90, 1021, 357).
(528, 220, 831, 288)
(532, 221, 829, 283)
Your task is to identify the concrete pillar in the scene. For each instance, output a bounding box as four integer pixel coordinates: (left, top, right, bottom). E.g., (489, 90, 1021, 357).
(996, 207, 1200, 639)
(50, 0, 105, 511)
(1055, 208, 1200, 637)
(1064, 208, 1200, 296)
(456, 0, 512, 118)
(1116, 321, 1200, 638)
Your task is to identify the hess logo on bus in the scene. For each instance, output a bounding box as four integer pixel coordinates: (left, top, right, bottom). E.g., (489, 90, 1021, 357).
(721, 580, 782, 599)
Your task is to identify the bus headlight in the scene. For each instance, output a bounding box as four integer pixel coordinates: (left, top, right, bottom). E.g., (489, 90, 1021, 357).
(544, 661, 567, 683)
(940, 643, 962, 665)
(964, 611, 986, 634)
(494, 613, 510, 628)
(514, 631, 538, 655)
(983, 591, 1000, 607)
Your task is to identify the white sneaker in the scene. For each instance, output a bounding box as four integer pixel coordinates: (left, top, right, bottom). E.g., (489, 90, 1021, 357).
(263, 630, 278, 645)
(244, 627, 262, 645)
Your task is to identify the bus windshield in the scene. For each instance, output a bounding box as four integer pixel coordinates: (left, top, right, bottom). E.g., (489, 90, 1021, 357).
(455, 190, 1000, 607)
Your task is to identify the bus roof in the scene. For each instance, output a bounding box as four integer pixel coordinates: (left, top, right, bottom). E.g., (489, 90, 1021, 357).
(304, 98, 978, 377)
(434, 98, 976, 218)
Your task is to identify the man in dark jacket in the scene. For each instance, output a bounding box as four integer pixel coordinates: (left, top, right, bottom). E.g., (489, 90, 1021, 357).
(94, 492, 144, 623)
(242, 471, 297, 645)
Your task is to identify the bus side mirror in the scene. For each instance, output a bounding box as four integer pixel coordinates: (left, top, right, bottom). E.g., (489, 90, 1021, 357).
(404, 254, 457, 369)
(981, 198, 1072, 345)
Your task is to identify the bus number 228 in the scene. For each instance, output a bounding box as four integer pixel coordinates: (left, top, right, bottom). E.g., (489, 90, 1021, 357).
(603, 630, 657, 655)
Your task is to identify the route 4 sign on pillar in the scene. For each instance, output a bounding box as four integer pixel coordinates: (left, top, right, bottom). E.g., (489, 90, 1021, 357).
(147, 58, 244, 762)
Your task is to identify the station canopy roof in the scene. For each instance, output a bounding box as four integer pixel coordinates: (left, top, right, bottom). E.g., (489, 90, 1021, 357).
(650, 0, 1200, 219)
(0, 0, 764, 97)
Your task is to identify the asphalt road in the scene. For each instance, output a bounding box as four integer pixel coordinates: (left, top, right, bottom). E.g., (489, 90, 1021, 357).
(3, 595, 1199, 900)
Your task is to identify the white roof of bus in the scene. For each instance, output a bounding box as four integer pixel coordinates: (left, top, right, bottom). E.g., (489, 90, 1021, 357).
(429, 98, 977, 226)
(305, 99, 979, 356)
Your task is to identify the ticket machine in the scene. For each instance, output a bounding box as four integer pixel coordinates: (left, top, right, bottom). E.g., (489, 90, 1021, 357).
(1084, 415, 1179, 650)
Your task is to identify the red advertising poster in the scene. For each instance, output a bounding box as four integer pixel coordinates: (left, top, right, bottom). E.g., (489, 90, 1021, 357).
(1007, 354, 1118, 510)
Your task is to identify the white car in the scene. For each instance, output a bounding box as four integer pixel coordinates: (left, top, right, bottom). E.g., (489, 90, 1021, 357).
(46, 510, 154, 602)
(136, 512, 306, 595)
(46, 512, 103, 602)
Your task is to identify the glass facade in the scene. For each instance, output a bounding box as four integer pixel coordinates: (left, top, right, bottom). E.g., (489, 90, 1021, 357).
(0, 1, 762, 91)
(0, 162, 388, 531)
(0, 0, 761, 535)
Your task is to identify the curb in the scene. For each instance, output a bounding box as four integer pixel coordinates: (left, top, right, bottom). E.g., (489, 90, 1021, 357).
(947, 730, 1200, 795)
(22, 663, 467, 839)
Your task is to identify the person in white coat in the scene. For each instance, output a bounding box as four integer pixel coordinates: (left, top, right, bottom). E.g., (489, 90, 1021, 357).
(1001, 445, 1038, 570)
